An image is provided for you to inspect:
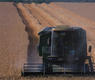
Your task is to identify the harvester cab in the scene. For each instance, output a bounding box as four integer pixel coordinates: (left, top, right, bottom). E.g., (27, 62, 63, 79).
(22, 25, 95, 76)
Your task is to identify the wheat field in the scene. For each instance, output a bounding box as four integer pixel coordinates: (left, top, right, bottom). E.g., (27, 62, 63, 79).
(0, 2, 95, 80)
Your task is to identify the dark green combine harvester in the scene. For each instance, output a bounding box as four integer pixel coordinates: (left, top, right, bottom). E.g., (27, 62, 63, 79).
(22, 25, 95, 76)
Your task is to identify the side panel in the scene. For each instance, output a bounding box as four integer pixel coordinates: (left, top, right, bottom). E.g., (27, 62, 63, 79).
(38, 33, 51, 56)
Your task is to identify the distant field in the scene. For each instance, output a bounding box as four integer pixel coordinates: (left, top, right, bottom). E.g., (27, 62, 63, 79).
(54, 2, 95, 21)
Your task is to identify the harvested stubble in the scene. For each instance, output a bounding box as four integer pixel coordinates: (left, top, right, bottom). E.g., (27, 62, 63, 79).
(16, 3, 43, 63)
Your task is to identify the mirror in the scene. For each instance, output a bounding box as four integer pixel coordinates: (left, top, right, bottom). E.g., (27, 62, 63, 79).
(89, 45, 92, 53)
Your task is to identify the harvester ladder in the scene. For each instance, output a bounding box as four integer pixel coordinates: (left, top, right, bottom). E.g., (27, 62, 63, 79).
(88, 56, 95, 72)
(91, 56, 95, 72)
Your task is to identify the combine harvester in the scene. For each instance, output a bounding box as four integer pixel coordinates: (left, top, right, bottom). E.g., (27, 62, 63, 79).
(22, 25, 95, 76)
